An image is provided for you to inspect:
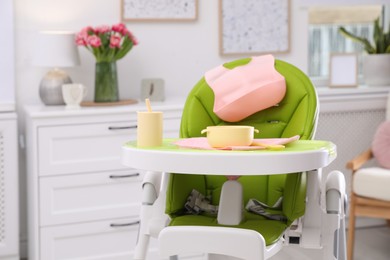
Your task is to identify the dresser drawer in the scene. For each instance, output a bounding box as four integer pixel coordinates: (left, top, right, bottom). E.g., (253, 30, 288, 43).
(40, 217, 145, 260)
(39, 170, 143, 226)
(37, 118, 181, 176)
(38, 121, 137, 176)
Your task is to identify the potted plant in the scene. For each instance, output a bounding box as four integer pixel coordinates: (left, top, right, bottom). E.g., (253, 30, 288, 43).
(339, 17, 390, 86)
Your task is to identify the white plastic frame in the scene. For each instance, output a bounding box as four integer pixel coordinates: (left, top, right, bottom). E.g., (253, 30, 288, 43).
(122, 141, 347, 259)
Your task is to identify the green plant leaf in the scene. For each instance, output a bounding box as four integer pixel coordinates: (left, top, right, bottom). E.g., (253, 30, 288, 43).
(384, 21, 390, 53)
(338, 27, 376, 54)
(374, 18, 385, 53)
(115, 38, 133, 60)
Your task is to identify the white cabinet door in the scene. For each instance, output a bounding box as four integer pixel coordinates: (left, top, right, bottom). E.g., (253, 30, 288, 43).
(40, 218, 140, 260)
(39, 170, 143, 226)
(38, 121, 137, 176)
(0, 116, 18, 257)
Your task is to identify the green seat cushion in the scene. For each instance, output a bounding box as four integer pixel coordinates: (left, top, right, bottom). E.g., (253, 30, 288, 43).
(166, 172, 306, 224)
(180, 59, 318, 140)
(166, 58, 317, 246)
(169, 213, 287, 246)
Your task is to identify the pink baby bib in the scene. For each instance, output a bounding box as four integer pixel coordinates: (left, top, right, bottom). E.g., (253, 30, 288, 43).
(205, 55, 286, 122)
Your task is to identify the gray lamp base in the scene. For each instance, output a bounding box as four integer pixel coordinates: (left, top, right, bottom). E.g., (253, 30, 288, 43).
(39, 69, 72, 105)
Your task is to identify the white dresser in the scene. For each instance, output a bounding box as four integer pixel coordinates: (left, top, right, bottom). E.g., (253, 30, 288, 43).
(24, 101, 184, 260)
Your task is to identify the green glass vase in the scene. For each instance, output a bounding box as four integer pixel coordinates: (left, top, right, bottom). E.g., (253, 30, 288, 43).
(94, 61, 119, 102)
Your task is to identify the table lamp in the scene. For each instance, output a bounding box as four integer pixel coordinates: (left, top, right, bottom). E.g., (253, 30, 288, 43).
(33, 31, 80, 105)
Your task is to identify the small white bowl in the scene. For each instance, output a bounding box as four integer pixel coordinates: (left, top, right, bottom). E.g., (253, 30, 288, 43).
(201, 125, 259, 148)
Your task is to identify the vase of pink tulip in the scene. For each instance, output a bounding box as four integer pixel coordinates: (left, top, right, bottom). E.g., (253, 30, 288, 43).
(76, 23, 138, 102)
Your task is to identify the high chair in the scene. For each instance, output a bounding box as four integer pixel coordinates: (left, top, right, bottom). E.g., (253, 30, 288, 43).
(132, 58, 347, 260)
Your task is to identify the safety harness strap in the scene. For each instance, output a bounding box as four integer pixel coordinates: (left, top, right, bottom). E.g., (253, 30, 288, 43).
(184, 189, 286, 221)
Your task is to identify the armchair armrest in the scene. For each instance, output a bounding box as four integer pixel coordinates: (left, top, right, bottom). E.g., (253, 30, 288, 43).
(346, 149, 373, 172)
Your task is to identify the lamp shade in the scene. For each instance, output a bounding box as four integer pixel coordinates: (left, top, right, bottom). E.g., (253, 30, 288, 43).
(33, 31, 80, 67)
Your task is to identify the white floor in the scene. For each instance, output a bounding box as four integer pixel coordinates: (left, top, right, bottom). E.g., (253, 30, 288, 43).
(21, 226, 390, 260)
(270, 226, 390, 260)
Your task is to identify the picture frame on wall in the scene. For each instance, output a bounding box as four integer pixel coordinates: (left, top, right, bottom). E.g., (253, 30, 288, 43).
(219, 0, 290, 55)
(121, 0, 198, 21)
(329, 53, 358, 88)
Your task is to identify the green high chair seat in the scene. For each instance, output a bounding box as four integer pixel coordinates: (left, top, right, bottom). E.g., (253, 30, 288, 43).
(165, 58, 318, 246)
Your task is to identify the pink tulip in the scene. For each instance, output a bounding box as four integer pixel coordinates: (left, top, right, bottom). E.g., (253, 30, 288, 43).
(83, 26, 93, 32)
(76, 23, 138, 61)
(95, 25, 110, 34)
(131, 35, 139, 46)
(75, 33, 87, 46)
(112, 23, 138, 45)
(109, 35, 121, 48)
(87, 35, 102, 48)
(112, 23, 126, 34)
(75, 26, 94, 46)
(123, 30, 138, 45)
(81, 26, 94, 35)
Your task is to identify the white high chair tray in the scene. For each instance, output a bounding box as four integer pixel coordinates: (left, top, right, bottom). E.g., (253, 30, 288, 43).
(122, 139, 336, 175)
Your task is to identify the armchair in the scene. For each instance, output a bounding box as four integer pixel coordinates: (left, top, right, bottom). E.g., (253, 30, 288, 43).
(346, 92, 390, 260)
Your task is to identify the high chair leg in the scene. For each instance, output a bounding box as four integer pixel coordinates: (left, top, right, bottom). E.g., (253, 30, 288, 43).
(347, 194, 357, 260)
(338, 216, 347, 260)
(323, 191, 341, 260)
(135, 171, 167, 260)
(324, 171, 347, 260)
(134, 233, 150, 260)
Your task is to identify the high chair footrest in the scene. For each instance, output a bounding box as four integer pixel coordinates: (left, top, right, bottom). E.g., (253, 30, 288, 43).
(158, 226, 266, 260)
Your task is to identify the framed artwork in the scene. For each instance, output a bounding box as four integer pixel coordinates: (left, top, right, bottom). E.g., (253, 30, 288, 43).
(329, 53, 358, 88)
(219, 0, 290, 55)
(121, 0, 198, 21)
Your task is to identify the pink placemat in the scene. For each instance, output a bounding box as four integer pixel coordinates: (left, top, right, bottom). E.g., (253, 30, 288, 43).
(173, 135, 300, 151)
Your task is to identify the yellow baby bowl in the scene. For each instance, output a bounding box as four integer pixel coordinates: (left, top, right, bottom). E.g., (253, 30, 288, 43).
(201, 125, 259, 148)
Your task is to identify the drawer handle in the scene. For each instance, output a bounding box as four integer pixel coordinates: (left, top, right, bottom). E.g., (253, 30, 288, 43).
(108, 125, 137, 130)
(109, 173, 140, 179)
(110, 221, 140, 227)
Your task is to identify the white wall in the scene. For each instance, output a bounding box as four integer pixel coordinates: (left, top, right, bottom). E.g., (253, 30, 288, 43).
(0, 0, 14, 107)
(15, 0, 308, 105)
(14, 0, 308, 256)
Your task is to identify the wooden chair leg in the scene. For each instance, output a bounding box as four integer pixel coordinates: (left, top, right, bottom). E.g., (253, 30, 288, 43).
(387, 219, 390, 227)
(347, 194, 357, 260)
